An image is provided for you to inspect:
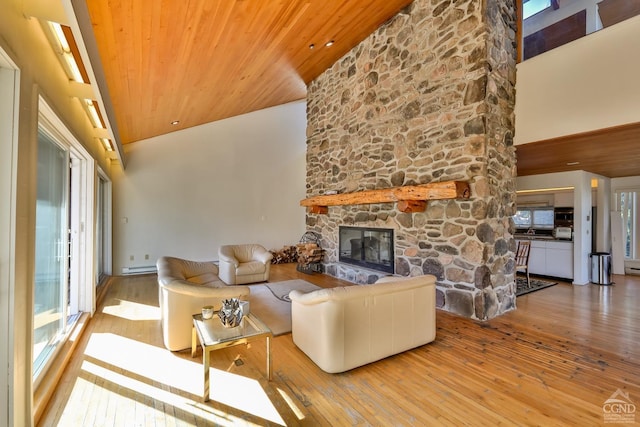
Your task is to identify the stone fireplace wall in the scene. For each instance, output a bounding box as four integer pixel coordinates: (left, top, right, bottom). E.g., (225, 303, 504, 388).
(304, 0, 518, 320)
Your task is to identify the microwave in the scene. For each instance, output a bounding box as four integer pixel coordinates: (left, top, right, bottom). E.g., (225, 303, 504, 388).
(554, 207, 574, 228)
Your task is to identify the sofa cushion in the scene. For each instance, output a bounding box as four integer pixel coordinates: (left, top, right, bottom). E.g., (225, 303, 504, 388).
(236, 261, 267, 276)
(186, 272, 224, 286)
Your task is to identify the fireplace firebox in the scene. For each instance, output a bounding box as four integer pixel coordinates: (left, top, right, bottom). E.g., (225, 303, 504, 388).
(339, 226, 394, 274)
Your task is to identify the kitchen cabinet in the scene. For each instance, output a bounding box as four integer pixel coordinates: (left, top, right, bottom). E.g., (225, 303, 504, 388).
(516, 239, 573, 280)
(545, 241, 573, 279)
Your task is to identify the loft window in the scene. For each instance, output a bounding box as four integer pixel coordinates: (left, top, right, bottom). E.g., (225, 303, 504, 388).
(523, 0, 551, 20)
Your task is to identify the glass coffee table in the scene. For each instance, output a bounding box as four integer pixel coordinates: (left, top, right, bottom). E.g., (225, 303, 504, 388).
(192, 312, 273, 402)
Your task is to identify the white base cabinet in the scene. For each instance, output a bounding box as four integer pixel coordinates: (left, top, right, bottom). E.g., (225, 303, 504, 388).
(545, 241, 574, 279)
(517, 240, 573, 280)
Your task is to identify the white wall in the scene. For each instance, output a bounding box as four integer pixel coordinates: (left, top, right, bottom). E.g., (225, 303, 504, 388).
(112, 101, 307, 273)
(516, 15, 640, 144)
(611, 176, 640, 192)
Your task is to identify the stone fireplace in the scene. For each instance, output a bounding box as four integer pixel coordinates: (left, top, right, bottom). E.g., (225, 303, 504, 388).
(303, 0, 518, 320)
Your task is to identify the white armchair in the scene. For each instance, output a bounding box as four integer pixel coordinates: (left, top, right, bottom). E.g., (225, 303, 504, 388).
(157, 256, 250, 351)
(218, 244, 273, 285)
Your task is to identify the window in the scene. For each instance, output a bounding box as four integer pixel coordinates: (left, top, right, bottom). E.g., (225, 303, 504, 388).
(513, 209, 532, 228)
(532, 208, 554, 229)
(615, 190, 638, 260)
(523, 0, 551, 20)
(514, 207, 554, 229)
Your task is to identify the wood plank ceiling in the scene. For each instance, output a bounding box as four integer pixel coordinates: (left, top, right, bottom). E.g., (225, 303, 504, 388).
(515, 122, 640, 178)
(85, 0, 640, 178)
(85, 0, 413, 145)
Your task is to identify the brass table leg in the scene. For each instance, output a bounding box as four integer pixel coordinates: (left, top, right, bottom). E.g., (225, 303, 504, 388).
(266, 335, 272, 380)
(191, 327, 197, 358)
(203, 348, 210, 402)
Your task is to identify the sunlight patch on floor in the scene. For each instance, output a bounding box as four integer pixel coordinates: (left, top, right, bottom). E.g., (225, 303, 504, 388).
(80, 360, 248, 426)
(277, 387, 306, 420)
(82, 332, 285, 425)
(210, 367, 285, 425)
(101, 298, 160, 321)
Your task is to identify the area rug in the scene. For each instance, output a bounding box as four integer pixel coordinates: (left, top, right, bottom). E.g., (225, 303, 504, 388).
(247, 279, 321, 336)
(516, 276, 557, 296)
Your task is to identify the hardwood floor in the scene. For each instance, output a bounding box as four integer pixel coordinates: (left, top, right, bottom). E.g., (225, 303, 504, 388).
(39, 265, 640, 426)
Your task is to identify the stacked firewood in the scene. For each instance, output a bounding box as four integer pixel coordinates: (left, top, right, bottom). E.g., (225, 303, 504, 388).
(270, 245, 298, 264)
(296, 242, 324, 266)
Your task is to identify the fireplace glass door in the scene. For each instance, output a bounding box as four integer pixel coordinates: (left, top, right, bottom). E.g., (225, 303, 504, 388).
(339, 226, 394, 273)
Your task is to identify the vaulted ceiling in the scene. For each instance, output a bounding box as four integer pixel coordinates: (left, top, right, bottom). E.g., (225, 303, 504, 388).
(84, 0, 413, 145)
(76, 0, 640, 178)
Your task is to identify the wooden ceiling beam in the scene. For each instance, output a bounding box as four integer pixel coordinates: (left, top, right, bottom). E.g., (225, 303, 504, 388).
(301, 181, 471, 214)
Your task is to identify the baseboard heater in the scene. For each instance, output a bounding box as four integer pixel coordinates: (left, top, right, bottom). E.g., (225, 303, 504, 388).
(122, 265, 157, 275)
(625, 267, 640, 276)
(624, 261, 640, 276)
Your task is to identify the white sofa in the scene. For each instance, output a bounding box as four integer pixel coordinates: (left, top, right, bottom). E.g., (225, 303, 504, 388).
(218, 244, 273, 285)
(157, 256, 250, 351)
(289, 274, 436, 373)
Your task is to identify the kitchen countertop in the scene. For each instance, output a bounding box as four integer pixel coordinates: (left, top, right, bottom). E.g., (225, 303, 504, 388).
(514, 234, 573, 242)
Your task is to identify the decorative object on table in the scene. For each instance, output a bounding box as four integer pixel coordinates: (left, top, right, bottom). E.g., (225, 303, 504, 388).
(218, 298, 243, 328)
(239, 300, 250, 316)
(201, 305, 214, 320)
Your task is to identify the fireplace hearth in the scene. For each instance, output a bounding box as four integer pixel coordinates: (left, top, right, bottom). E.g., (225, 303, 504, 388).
(339, 226, 394, 274)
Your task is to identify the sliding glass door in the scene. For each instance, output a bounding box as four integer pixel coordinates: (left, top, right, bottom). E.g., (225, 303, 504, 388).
(33, 129, 69, 377)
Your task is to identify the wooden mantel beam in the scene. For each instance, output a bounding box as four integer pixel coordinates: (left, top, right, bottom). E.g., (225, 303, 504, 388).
(300, 180, 470, 213)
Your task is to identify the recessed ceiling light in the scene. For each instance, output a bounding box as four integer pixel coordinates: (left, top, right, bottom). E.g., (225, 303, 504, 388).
(171, 120, 179, 125)
(325, 40, 334, 47)
(566, 161, 580, 166)
(309, 44, 315, 49)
